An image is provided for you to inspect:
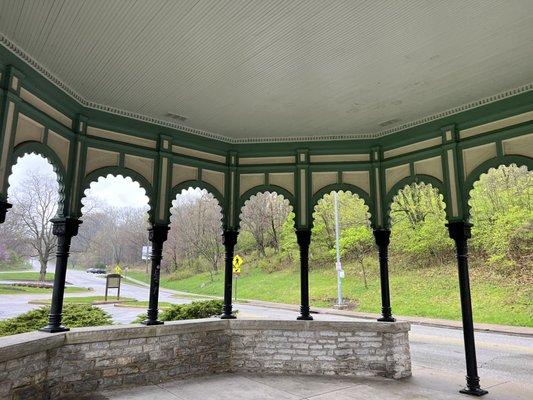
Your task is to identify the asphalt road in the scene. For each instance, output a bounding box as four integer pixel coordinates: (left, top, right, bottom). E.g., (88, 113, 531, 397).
(1, 267, 531, 396)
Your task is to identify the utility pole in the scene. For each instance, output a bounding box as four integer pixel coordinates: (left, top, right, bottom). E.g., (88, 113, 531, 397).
(334, 192, 343, 306)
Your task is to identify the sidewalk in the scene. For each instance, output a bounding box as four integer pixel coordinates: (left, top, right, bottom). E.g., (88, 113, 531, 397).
(124, 276, 533, 336)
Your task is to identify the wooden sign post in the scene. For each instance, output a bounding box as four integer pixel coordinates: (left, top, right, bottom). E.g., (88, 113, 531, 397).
(105, 273, 122, 301)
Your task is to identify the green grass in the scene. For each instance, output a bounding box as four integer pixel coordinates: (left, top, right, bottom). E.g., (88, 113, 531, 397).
(127, 263, 532, 327)
(0, 271, 55, 282)
(0, 259, 31, 271)
(30, 296, 135, 305)
(0, 284, 88, 295)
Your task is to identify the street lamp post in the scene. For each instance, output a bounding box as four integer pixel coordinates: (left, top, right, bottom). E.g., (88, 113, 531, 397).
(334, 192, 343, 306)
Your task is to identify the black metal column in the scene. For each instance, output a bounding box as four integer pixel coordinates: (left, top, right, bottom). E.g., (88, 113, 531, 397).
(0, 200, 12, 224)
(142, 224, 169, 326)
(40, 218, 81, 333)
(373, 228, 396, 322)
(221, 230, 238, 319)
(447, 221, 488, 396)
(296, 229, 313, 320)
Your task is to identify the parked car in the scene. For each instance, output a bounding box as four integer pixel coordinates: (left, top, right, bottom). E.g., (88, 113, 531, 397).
(86, 268, 107, 274)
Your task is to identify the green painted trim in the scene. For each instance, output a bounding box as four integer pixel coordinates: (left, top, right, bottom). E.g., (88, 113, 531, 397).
(8, 141, 68, 216)
(458, 122, 533, 150)
(381, 147, 443, 168)
(441, 143, 454, 220)
(310, 183, 373, 219)
(309, 163, 371, 172)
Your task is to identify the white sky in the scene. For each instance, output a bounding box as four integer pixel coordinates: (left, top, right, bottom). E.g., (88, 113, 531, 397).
(8, 154, 149, 209)
(8, 154, 202, 212)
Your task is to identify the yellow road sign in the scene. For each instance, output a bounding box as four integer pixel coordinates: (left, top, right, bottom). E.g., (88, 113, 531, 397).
(233, 255, 244, 274)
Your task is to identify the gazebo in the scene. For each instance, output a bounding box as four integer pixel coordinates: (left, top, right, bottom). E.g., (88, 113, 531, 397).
(0, 1, 531, 398)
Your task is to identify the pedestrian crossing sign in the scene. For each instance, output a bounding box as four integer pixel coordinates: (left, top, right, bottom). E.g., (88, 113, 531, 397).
(233, 255, 243, 274)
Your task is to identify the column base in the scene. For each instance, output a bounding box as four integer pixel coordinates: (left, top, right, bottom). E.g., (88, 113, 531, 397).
(220, 314, 237, 319)
(459, 388, 488, 396)
(39, 325, 69, 333)
(296, 315, 314, 321)
(377, 316, 396, 322)
(141, 320, 164, 326)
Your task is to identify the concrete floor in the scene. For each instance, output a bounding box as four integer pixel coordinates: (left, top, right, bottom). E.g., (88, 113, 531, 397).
(98, 367, 533, 400)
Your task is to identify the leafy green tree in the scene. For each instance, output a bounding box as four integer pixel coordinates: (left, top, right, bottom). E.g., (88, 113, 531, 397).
(389, 183, 452, 267)
(469, 164, 532, 273)
(335, 226, 374, 287)
(311, 191, 370, 264)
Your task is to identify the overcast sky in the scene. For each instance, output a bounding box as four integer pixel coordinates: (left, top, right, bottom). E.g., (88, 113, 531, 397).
(8, 154, 150, 210)
(8, 154, 202, 213)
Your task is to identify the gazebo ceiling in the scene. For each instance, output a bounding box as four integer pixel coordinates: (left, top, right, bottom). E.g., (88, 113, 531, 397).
(0, 0, 532, 143)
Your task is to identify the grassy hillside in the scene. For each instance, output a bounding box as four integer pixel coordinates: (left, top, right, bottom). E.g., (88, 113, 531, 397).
(127, 262, 532, 327)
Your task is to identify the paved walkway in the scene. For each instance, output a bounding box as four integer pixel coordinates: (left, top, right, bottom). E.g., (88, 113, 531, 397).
(98, 368, 533, 400)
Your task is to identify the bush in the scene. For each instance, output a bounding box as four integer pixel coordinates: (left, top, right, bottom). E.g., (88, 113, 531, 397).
(0, 304, 112, 336)
(132, 300, 223, 323)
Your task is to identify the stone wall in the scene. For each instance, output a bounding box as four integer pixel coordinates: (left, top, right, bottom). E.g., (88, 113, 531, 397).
(231, 320, 411, 379)
(0, 319, 410, 399)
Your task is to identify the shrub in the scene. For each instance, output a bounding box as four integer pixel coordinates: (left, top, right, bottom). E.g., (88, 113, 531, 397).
(0, 304, 112, 336)
(132, 300, 223, 323)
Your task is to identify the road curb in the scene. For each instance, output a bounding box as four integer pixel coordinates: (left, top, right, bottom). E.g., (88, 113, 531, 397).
(240, 299, 533, 337)
(123, 276, 533, 337)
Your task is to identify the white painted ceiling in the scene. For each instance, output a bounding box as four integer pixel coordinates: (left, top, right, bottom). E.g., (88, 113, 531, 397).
(0, 0, 532, 142)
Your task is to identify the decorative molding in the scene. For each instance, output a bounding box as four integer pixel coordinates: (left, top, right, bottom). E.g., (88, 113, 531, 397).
(2, 32, 532, 145)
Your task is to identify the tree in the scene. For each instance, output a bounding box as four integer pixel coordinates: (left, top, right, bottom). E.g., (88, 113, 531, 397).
(240, 192, 292, 256)
(164, 190, 223, 279)
(9, 168, 59, 281)
(71, 204, 150, 269)
(469, 164, 533, 272)
(311, 191, 370, 264)
(389, 183, 452, 267)
(337, 226, 374, 288)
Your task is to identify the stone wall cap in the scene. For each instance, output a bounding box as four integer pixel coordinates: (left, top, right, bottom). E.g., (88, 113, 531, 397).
(228, 319, 410, 332)
(65, 319, 229, 344)
(156, 318, 228, 335)
(65, 323, 159, 344)
(0, 331, 65, 362)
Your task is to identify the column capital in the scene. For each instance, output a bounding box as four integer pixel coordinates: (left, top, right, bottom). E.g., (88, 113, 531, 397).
(446, 221, 472, 241)
(222, 229, 239, 247)
(51, 217, 81, 237)
(0, 200, 12, 224)
(148, 224, 169, 243)
(295, 228, 312, 247)
(373, 228, 391, 247)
